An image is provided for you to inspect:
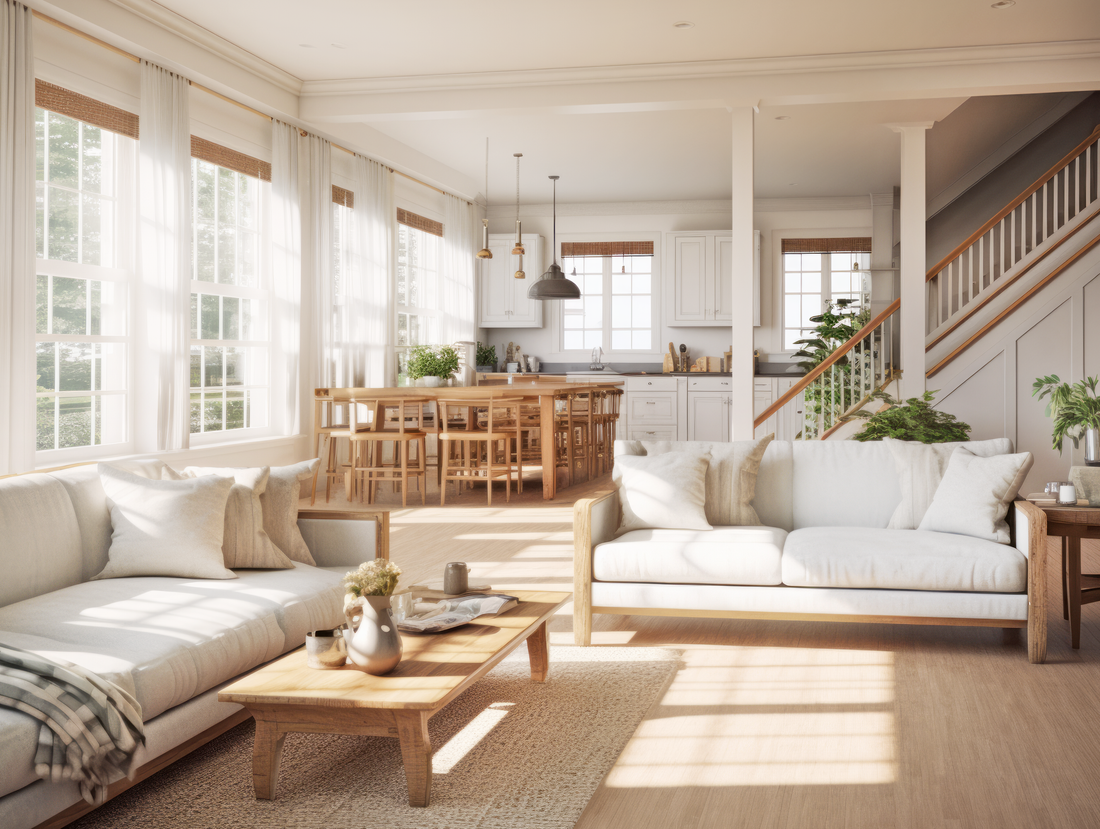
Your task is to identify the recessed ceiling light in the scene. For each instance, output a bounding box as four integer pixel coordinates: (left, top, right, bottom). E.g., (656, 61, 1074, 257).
(991, 0, 1015, 8)
(673, 21, 695, 29)
(331, 43, 346, 49)
(775, 115, 792, 121)
(298, 43, 315, 48)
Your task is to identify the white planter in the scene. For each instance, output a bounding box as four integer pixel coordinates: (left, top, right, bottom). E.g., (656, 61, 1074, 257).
(421, 376, 442, 388)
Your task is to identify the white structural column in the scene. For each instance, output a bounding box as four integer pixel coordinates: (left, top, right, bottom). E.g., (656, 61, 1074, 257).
(730, 106, 755, 439)
(893, 123, 932, 399)
(868, 192, 895, 316)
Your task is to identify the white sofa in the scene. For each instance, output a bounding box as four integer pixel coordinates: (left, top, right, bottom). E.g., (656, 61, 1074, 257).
(573, 439, 1047, 662)
(0, 462, 387, 829)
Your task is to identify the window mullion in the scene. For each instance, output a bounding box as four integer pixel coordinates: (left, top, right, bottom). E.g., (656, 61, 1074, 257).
(602, 255, 612, 352)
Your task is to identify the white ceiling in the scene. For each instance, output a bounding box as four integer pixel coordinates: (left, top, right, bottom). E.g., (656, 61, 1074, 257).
(143, 0, 1100, 203)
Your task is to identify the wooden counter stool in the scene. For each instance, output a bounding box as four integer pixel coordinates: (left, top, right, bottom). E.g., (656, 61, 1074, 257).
(555, 390, 594, 486)
(347, 397, 428, 507)
(438, 397, 522, 506)
(311, 394, 360, 504)
(592, 388, 622, 475)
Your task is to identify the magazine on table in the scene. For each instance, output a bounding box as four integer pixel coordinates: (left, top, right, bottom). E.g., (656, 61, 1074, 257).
(397, 593, 519, 633)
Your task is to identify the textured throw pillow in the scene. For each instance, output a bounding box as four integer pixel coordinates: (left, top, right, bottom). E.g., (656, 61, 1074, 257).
(182, 466, 295, 570)
(94, 464, 236, 580)
(885, 437, 1013, 529)
(262, 460, 320, 565)
(917, 447, 1034, 543)
(612, 452, 712, 533)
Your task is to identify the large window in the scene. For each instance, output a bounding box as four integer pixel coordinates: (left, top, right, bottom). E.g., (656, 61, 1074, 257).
(189, 156, 269, 436)
(781, 239, 871, 351)
(560, 243, 654, 353)
(35, 107, 132, 454)
(396, 214, 443, 347)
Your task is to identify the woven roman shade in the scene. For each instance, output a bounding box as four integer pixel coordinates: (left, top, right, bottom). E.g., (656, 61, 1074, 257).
(397, 208, 443, 238)
(35, 80, 139, 139)
(782, 237, 872, 254)
(190, 136, 271, 182)
(561, 241, 654, 257)
(332, 184, 354, 208)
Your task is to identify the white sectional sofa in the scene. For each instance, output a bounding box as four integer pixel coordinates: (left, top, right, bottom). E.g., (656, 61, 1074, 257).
(574, 439, 1047, 662)
(0, 462, 387, 829)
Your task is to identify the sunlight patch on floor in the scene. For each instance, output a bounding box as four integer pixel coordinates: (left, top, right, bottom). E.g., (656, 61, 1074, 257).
(431, 702, 513, 773)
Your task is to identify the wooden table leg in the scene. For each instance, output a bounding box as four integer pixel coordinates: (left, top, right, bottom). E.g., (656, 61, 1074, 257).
(251, 715, 286, 800)
(527, 620, 549, 682)
(395, 710, 432, 807)
(540, 394, 557, 500)
(1062, 536, 1070, 621)
(1068, 536, 1083, 649)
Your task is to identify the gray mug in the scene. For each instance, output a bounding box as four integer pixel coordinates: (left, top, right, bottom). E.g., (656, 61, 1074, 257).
(444, 562, 468, 595)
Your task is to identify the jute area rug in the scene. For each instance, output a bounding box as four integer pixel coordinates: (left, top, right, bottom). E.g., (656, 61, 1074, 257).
(73, 645, 679, 829)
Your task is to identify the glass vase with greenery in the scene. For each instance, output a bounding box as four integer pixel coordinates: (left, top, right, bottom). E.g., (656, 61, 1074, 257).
(1032, 374, 1100, 455)
(849, 389, 971, 443)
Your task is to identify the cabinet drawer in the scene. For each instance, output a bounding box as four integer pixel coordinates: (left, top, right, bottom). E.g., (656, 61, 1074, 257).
(753, 378, 776, 392)
(627, 426, 677, 442)
(625, 376, 678, 392)
(689, 376, 733, 391)
(627, 392, 677, 422)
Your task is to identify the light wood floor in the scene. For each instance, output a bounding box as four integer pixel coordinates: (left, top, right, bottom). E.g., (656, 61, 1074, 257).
(308, 471, 1100, 828)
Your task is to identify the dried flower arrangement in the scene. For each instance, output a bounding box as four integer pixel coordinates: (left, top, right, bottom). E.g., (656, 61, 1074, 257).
(343, 559, 402, 598)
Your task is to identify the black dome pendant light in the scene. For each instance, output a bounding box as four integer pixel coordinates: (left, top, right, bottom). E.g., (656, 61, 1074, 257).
(528, 175, 580, 300)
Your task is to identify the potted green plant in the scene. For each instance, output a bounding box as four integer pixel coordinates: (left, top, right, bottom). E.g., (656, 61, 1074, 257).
(475, 341, 497, 373)
(406, 345, 461, 387)
(849, 389, 972, 443)
(1033, 375, 1100, 464)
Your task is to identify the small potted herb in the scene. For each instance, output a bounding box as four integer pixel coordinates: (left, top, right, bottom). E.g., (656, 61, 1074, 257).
(475, 341, 497, 373)
(406, 345, 461, 388)
(1033, 375, 1100, 464)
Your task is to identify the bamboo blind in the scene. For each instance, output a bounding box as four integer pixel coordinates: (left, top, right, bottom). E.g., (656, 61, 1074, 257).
(782, 237, 872, 254)
(397, 208, 443, 238)
(332, 184, 354, 208)
(190, 136, 272, 182)
(35, 80, 139, 139)
(560, 241, 654, 257)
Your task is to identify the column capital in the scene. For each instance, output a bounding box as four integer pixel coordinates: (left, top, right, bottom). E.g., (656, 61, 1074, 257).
(885, 121, 935, 133)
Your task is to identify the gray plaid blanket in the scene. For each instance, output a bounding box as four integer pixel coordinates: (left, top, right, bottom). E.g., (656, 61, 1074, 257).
(0, 644, 144, 805)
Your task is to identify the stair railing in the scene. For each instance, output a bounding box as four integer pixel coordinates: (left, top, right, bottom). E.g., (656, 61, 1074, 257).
(926, 124, 1100, 347)
(754, 299, 900, 440)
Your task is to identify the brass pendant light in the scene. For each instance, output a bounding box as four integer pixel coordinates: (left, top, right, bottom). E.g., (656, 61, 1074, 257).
(476, 137, 492, 259)
(528, 175, 581, 300)
(512, 153, 525, 275)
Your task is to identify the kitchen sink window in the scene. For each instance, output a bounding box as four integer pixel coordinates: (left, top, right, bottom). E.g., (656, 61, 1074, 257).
(781, 237, 871, 351)
(560, 241, 654, 354)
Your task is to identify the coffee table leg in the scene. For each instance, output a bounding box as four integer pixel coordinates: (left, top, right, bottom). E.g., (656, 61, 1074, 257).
(528, 621, 549, 682)
(1069, 536, 1083, 649)
(395, 710, 432, 807)
(252, 716, 286, 800)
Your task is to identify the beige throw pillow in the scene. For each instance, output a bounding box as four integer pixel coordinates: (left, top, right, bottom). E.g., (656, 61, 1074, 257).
(182, 466, 295, 570)
(94, 464, 236, 580)
(917, 447, 1033, 543)
(612, 452, 712, 533)
(262, 461, 320, 565)
(885, 437, 1013, 529)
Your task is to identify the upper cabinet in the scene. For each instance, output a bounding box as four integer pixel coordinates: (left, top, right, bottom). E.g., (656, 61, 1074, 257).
(478, 233, 544, 328)
(666, 230, 760, 327)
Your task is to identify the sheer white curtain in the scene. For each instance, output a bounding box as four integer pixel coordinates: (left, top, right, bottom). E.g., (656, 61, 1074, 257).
(441, 194, 478, 345)
(269, 121, 301, 434)
(304, 134, 334, 388)
(137, 61, 191, 452)
(0, 0, 33, 475)
(345, 154, 395, 388)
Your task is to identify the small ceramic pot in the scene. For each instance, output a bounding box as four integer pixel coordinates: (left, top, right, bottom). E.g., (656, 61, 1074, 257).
(305, 629, 347, 669)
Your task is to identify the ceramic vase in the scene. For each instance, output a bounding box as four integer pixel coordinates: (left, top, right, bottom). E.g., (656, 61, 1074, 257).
(1085, 427, 1100, 466)
(343, 596, 402, 675)
(420, 376, 442, 388)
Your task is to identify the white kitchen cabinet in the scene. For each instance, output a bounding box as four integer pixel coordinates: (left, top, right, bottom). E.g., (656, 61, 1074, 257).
(478, 233, 543, 328)
(667, 230, 760, 327)
(754, 376, 805, 440)
(687, 392, 730, 442)
(753, 378, 777, 440)
(622, 376, 679, 441)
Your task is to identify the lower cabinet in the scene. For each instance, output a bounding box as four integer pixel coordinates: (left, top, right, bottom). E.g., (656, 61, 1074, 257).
(754, 377, 805, 440)
(687, 391, 730, 442)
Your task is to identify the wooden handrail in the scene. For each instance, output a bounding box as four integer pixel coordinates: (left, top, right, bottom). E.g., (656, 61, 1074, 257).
(927, 227, 1100, 378)
(753, 298, 900, 429)
(926, 124, 1100, 281)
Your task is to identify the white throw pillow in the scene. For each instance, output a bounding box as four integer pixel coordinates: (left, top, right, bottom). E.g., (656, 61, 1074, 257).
(94, 464, 237, 580)
(885, 437, 1014, 529)
(263, 461, 319, 565)
(917, 447, 1034, 543)
(182, 466, 295, 570)
(612, 452, 712, 533)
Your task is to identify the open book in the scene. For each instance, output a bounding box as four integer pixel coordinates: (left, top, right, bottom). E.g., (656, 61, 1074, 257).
(397, 594, 519, 634)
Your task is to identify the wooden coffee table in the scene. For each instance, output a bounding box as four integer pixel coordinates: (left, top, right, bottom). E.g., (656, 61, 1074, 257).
(218, 590, 570, 807)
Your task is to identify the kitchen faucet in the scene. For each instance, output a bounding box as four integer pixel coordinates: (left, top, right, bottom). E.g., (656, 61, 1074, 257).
(589, 346, 604, 371)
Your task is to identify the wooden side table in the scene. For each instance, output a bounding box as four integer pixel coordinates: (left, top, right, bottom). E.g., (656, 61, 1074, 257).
(1039, 504, 1100, 649)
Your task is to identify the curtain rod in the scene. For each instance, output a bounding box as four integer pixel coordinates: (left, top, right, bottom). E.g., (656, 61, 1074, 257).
(34, 10, 474, 206)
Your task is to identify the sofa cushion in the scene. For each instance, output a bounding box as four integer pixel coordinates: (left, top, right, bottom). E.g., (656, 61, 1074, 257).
(917, 448, 1033, 544)
(780, 527, 1027, 593)
(613, 452, 712, 533)
(593, 526, 787, 586)
(790, 441, 902, 530)
(0, 474, 83, 607)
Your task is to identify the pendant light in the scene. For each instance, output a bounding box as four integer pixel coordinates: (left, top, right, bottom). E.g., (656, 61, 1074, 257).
(512, 153, 525, 259)
(528, 175, 581, 300)
(476, 137, 492, 259)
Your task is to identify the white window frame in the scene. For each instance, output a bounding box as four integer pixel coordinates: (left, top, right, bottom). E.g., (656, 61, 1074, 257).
(549, 232, 661, 359)
(34, 109, 136, 464)
(395, 209, 444, 349)
(188, 158, 275, 444)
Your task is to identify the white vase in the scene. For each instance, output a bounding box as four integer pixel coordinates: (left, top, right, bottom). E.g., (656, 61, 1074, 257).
(342, 596, 402, 675)
(421, 376, 442, 388)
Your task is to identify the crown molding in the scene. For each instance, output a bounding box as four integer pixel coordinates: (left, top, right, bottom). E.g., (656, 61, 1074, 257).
(104, 0, 302, 95)
(300, 40, 1100, 98)
(487, 200, 733, 218)
(755, 196, 872, 212)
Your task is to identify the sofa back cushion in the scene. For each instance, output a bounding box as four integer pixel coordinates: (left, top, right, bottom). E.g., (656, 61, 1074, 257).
(0, 473, 83, 607)
(791, 440, 902, 529)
